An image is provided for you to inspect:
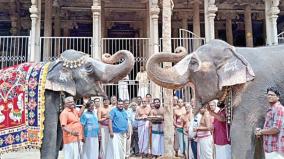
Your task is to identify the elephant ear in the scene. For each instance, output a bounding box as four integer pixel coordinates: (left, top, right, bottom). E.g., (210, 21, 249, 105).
(217, 46, 255, 90)
(45, 61, 76, 96)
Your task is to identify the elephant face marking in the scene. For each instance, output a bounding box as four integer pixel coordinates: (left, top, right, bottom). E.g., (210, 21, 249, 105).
(224, 59, 238, 72)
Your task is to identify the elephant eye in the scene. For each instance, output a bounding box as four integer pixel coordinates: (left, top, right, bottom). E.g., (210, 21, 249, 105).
(85, 62, 94, 73)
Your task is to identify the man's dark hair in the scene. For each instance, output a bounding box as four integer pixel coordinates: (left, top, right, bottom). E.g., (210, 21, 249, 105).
(117, 99, 123, 103)
(85, 100, 95, 108)
(267, 86, 280, 97)
(103, 96, 109, 101)
(146, 93, 152, 97)
(217, 102, 226, 108)
(137, 96, 142, 99)
(153, 98, 160, 102)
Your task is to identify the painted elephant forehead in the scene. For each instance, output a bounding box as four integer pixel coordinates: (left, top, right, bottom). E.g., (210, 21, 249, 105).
(173, 54, 192, 76)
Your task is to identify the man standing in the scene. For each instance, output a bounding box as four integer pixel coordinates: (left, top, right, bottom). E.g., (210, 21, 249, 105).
(124, 100, 132, 158)
(98, 97, 111, 158)
(136, 66, 149, 98)
(106, 99, 129, 159)
(209, 101, 231, 159)
(150, 98, 165, 158)
(60, 96, 85, 159)
(136, 98, 151, 157)
(80, 100, 100, 159)
(255, 86, 284, 158)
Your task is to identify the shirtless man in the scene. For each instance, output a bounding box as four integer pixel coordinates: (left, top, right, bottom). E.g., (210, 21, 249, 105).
(173, 98, 186, 157)
(150, 98, 165, 157)
(194, 105, 213, 159)
(110, 95, 117, 108)
(98, 96, 111, 158)
(182, 103, 194, 159)
(136, 98, 151, 157)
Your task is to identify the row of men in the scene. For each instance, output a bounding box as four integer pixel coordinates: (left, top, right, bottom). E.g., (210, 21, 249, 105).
(59, 86, 284, 159)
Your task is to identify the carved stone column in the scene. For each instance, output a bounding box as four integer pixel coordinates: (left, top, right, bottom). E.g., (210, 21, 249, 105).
(270, 0, 280, 45)
(162, 0, 174, 157)
(149, 0, 161, 99)
(244, 5, 253, 47)
(29, 0, 40, 62)
(92, 0, 102, 59)
(204, 0, 218, 42)
(193, 0, 201, 50)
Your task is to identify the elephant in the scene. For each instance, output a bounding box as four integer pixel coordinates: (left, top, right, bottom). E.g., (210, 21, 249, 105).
(40, 49, 134, 159)
(146, 39, 284, 159)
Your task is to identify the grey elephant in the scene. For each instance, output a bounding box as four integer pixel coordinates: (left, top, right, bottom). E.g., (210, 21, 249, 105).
(146, 39, 284, 159)
(40, 49, 134, 158)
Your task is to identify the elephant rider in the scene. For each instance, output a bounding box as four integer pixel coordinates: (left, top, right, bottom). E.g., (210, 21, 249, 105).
(59, 96, 86, 159)
(255, 86, 284, 158)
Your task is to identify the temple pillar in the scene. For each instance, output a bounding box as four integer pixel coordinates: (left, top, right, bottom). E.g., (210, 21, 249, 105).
(204, 0, 218, 42)
(92, 0, 102, 59)
(226, 13, 233, 45)
(265, 0, 280, 45)
(54, 0, 61, 37)
(162, 0, 174, 157)
(193, 0, 201, 50)
(43, 0, 52, 61)
(29, 0, 41, 62)
(244, 5, 253, 47)
(149, 0, 160, 99)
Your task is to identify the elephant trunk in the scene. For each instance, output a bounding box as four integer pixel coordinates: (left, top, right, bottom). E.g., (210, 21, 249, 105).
(98, 50, 135, 83)
(146, 47, 190, 89)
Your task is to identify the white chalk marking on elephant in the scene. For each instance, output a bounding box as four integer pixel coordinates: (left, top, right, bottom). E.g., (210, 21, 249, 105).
(224, 60, 238, 72)
(59, 71, 69, 82)
(174, 55, 191, 76)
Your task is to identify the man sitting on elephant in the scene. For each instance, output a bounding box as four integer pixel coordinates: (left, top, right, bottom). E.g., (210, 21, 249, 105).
(255, 86, 284, 159)
(59, 96, 86, 159)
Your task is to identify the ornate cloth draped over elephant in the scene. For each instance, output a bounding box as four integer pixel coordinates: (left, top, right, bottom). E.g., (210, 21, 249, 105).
(146, 39, 284, 159)
(0, 49, 134, 159)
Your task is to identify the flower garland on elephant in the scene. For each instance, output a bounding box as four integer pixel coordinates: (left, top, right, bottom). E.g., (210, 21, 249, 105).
(0, 62, 50, 154)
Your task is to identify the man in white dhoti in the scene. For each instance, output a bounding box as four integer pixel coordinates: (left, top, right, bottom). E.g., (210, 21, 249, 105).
(150, 98, 165, 157)
(80, 100, 100, 159)
(135, 66, 149, 98)
(118, 75, 129, 100)
(194, 106, 213, 159)
(124, 100, 133, 158)
(60, 96, 85, 159)
(106, 100, 129, 159)
(98, 97, 111, 158)
(136, 98, 151, 157)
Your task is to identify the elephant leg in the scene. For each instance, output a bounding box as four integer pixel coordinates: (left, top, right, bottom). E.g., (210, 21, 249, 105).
(40, 90, 60, 159)
(231, 107, 265, 159)
(56, 119, 63, 152)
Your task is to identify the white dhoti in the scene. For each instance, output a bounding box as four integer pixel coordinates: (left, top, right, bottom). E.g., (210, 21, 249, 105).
(105, 133, 127, 159)
(63, 142, 83, 159)
(126, 123, 133, 157)
(197, 135, 213, 159)
(215, 144, 231, 159)
(265, 152, 284, 159)
(100, 125, 110, 158)
(184, 135, 194, 159)
(151, 123, 164, 156)
(138, 120, 149, 154)
(82, 137, 99, 159)
(137, 83, 148, 98)
(118, 81, 129, 100)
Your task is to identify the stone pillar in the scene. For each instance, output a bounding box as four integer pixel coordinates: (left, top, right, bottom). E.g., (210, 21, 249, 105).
(43, 0, 52, 61)
(92, 0, 102, 59)
(54, 1, 61, 37)
(29, 0, 40, 62)
(193, 0, 201, 50)
(204, 0, 218, 42)
(265, 0, 280, 45)
(244, 5, 253, 47)
(149, 0, 161, 99)
(162, 0, 174, 157)
(181, 15, 188, 30)
(226, 14, 233, 45)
